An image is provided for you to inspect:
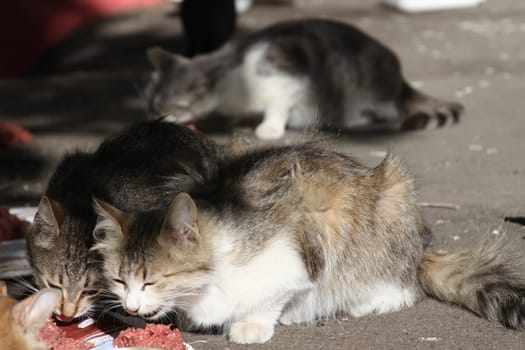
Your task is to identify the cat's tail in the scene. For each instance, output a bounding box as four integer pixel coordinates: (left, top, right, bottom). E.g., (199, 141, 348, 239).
(418, 232, 525, 329)
(399, 82, 464, 130)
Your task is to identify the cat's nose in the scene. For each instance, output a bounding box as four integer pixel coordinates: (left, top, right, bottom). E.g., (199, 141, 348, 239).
(126, 306, 140, 315)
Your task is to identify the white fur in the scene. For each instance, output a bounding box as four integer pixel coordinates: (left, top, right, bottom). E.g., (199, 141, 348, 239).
(214, 43, 314, 139)
(183, 229, 312, 343)
(348, 281, 417, 317)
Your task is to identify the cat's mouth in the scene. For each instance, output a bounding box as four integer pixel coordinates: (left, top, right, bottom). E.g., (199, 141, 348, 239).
(140, 307, 163, 320)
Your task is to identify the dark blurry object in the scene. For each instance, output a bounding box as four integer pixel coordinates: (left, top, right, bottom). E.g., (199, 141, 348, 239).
(180, 0, 236, 56)
(504, 216, 525, 226)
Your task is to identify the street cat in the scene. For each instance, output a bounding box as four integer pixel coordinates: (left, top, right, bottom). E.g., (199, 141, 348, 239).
(26, 119, 219, 322)
(0, 281, 61, 350)
(92, 143, 524, 344)
(146, 18, 463, 139)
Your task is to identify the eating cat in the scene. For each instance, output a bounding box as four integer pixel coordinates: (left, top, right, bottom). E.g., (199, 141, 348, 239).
(92, 143, 525, 344)
(26, 119, 219, 322)
(145, 18, 463, 139)
(0, 281, 61, 350)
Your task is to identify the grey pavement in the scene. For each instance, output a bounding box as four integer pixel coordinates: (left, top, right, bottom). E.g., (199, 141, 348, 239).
(1, 0, 524, 349)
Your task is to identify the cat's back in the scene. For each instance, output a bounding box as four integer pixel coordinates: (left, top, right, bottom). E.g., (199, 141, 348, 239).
(93, 120, 219, 210)
(235, 18, 395, 64)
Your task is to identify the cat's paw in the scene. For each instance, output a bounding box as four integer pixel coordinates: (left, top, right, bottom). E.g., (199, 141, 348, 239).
(279, 312, 301, 325)
(255, 123, 285, 140)
(229, 321, 274, 344)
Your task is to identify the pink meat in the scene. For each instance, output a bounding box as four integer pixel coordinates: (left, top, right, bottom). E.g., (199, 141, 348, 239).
(39, 320, 92, 350)
(113, 324, 186, 350)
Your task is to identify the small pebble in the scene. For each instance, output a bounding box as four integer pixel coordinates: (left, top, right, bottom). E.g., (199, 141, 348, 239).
(369, 150, 387, 158)
(469, 144, 483, 151)
(419, 337, 441, 342)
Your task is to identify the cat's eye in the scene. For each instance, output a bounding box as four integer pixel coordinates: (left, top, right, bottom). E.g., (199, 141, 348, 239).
(141, 282, 156, 291)
(47, 282, 61, 290)
(113, 279, 127, 287)
(81, 289, 99, 297)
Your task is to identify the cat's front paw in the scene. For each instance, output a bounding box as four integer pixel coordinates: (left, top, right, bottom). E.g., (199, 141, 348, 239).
(229, 321, 274, 344)
(255, 123, 285, 140)
(279, 310, 304, 325)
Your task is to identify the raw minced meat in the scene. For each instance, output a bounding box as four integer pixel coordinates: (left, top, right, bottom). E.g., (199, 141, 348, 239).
(39, 319, 92, 350)
(113, 324, 186, 350)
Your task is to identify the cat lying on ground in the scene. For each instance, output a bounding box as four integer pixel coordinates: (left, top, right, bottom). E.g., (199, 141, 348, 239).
(146, 18, 463, 139)
(92, 143, 524, 344)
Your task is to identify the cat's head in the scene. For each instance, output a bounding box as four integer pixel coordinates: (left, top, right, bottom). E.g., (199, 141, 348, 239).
(92, 193, 213, 322)
(0, 282, 61, 350)
(26, 196, 106, 322)
(145, 47, 216, 123)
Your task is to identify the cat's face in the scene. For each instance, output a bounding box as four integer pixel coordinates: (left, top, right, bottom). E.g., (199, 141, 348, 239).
(27, 196, 106, 322)
(0, 282, 61, 350)
(92, 193, 213, 321)
(145, 47, 215, 123)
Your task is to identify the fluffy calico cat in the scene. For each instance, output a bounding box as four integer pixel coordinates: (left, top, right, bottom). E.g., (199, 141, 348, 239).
(0, 281, 61, 350)
(92, 143, 525, 344)
(145, 18, 464, 139)
(26, 119, 219, 322)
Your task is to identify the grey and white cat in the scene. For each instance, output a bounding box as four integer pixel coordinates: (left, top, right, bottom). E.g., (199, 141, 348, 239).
(27, 120, 219, 322)
(92, 143, 524, 344)
(146, 18, 463, 139)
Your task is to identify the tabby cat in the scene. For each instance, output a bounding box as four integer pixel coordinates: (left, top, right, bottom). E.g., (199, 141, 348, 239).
(26, 119, 219, 322)
(0, 281, 61, 350)
(92, 143, 525, 344)
(146, 18, 463, 139)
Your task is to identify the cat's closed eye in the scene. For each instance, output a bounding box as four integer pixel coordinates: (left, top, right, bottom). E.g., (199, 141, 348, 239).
(141, 282, 157, 291)
(81, 289, 99, 297)
(113, 279, 127, 288)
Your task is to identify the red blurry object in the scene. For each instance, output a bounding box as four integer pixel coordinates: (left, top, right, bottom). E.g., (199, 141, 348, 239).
(0, 207, 30, 241)
(0, 121, 33, 147)
(0, 0, 165, 78)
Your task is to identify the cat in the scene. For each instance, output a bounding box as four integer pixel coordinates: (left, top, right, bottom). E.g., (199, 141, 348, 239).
(0, 281, 61, 350)
(26, 119, 219, 322)
(145, 18, 464, 140)
(91, 143, 525, 344)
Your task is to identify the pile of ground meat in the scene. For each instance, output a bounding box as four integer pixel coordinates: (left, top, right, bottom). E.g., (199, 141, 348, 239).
(0, 207, 29, 241)
(39, 319, 92, 350)
(113, 324, 186, 350)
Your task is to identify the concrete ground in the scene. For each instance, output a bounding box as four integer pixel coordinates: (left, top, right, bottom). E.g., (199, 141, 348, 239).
(1, 0, 524, 349)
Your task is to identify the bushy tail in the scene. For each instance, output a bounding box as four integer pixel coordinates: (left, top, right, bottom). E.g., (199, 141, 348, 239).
(418, 233, 525, 329)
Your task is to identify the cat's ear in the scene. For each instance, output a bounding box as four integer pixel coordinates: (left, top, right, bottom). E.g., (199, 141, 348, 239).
(161, 193, 200, 247)
(92, 198, 127, 247)
(33, 196, 64, 248)
(147, 47, 188, 71)
(0, 281, 8, 296)
(12, 288, 61, 333)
